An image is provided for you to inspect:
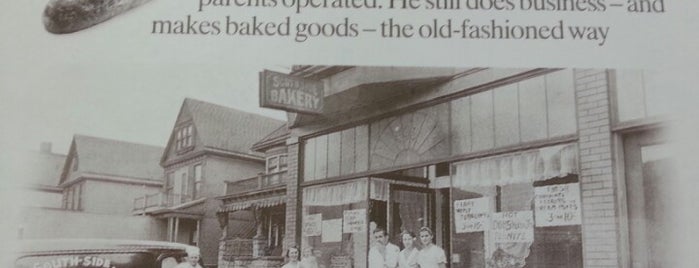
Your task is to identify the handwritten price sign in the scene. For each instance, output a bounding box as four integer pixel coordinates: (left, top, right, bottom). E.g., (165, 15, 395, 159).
(491, 211, 534, 243)
(303, 213, 322, 237)
(534, 183, 582, 227)
(454, 197, 490, 233)
(343, 209, 366, 233)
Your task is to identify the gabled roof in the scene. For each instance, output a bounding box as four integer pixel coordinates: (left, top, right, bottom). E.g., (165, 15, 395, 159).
(61, 135, 164, 184)
(163, 98, 285, 161)
(23, 150, 65, 187)
(250, 123, 290, 152)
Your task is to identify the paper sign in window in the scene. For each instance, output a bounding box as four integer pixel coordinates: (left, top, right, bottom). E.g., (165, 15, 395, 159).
(534, 183, 582, 227)
(454, 197, 490, 233)
(303, 213, 322, 237)
(343, 209, 366, 233)
(491, 211, 534, 243)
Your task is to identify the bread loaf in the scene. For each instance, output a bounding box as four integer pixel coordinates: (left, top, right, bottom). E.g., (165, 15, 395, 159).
(43, 0, 153, 34)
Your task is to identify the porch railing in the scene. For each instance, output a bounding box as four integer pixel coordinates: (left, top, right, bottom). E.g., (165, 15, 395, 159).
(133, 192, 193, 212)
(224, 170, 287, 195)
(219, 237, 285, 261)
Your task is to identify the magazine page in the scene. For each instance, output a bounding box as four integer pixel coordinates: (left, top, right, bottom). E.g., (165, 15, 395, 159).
(1, 1, 697, 267)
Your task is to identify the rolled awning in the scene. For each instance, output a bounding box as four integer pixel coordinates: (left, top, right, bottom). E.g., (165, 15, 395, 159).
(452, 143, 578, 188)
(218, 195, 286, 213)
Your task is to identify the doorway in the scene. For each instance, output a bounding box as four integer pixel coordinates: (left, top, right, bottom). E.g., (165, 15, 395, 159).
(388, 184, 435, 244)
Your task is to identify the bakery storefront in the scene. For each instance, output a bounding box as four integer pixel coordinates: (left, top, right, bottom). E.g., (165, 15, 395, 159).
(265, 66, 636, 268)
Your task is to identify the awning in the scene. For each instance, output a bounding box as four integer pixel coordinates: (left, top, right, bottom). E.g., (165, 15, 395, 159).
(452, 143, 578, 188)
(218, 195, 286, 213)
(149, 198, 206, 219)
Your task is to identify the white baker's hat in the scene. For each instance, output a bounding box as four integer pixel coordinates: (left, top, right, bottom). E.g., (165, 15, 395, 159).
(186, 247, 201, 257)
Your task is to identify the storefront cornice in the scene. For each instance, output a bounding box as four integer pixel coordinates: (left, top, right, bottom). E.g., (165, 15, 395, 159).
(299, 168, 432, 188)
(298, 134, 578, 188)
(612, 115, 670, 134)
(290, 68, 560, 139)
(290, 65, 353, 79)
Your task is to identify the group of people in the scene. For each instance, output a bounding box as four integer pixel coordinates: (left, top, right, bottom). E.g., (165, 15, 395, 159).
(281, 226, 446, 268)
(369, 226, 447, 268)
(281, 246, 325, 268)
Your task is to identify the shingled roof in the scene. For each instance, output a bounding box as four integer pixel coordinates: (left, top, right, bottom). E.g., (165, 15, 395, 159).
(61, 135, 164, 184)
(24, 150, 66, 188)
(251, 123, 290, 152)
(169, 98, 285, 158)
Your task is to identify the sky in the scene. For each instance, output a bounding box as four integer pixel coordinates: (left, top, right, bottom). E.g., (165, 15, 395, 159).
(0, 1, 293, 155)
(1, 60, 289, 154)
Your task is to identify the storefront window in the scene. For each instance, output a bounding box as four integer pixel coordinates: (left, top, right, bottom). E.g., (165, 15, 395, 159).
(303, 126, 369, 182)
(615, 70, 674, 122)
(624, 130, 672, 267)
(450, 70, 576, 156)
(450, 143, 582, 268)
(451, 186, 494, 268)
(301, 179, 370, 268)
(300, 177, 431, 268)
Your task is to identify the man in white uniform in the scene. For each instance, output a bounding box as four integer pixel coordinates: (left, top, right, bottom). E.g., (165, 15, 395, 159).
(369, 227, 399, 268)
(175, 247, 203, 268)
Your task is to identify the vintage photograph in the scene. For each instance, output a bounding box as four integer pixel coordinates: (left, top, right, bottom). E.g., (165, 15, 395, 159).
(12, 66, 674, 268)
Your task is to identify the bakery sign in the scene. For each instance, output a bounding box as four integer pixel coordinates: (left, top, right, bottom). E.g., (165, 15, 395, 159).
(259, 70, 324, 114)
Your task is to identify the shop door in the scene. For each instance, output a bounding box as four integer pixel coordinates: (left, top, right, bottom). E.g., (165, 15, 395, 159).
(388, 185, 435, 246)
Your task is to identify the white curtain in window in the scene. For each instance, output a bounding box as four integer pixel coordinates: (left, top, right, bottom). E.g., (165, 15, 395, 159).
(370, 179, 390, 201)
(369, 178, 425, 201)
(452, 143, 578, 188)
(303, 178, 429, 206)
(303, 179, 368, 206)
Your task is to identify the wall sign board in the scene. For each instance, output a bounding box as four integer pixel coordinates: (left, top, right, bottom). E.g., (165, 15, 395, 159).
(259, 70, 324, 114)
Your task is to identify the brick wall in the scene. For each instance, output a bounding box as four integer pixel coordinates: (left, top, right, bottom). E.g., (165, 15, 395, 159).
(574, 69, 620, 268)
(284, 140, 300, 251)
